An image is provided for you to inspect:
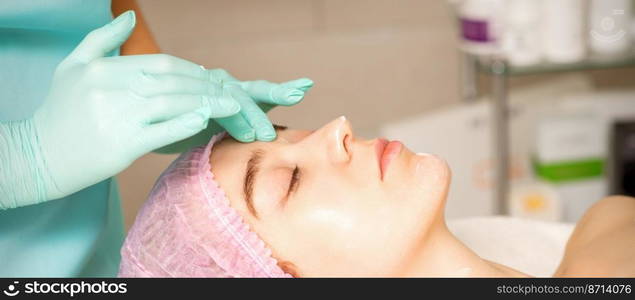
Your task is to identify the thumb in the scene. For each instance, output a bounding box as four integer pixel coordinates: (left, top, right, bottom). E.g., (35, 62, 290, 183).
(66, 10, 136, 64)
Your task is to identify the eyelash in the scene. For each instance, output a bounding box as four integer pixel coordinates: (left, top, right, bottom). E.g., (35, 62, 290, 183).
(288, 166, 301, 195)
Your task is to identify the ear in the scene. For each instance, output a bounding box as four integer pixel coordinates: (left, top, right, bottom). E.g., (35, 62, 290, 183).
(278, 260, 300, 278)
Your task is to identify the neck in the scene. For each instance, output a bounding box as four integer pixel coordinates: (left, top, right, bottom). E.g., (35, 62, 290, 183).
(399, 218, 530, 277)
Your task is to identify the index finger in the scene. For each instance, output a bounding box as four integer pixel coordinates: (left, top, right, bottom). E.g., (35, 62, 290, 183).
(240, 78, 314, 106)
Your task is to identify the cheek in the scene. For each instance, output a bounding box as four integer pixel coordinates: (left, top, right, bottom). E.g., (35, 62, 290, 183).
(255, 198, 365, 275)
(290, 193, 363, 243)
(291, 177, 388, 236)
(277, 185, 417, 275)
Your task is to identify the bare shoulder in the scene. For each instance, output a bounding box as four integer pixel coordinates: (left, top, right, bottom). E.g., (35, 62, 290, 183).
(571, 195, 635, 244)
(554, 195, 635, 277)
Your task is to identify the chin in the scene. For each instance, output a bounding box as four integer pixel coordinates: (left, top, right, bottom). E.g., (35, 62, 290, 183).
(404, 149, 452, 215)
(403, 146, 451, 187)
(418, 153, 451, 185)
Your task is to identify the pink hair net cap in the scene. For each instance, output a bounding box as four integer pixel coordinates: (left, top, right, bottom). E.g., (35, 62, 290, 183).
(118, 133, 290, 277)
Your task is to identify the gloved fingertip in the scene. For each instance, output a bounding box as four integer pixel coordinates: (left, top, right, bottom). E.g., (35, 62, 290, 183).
(241, 129, 256, 142)
(284, 89, 305, 104)
(111, 10, 136, 30)
(297, 78, 314, 87)
(257, 126, 277, 141)
(281, 78, 313, 92)
(295, 78, 314, 91)
(258, 133, 276, 142)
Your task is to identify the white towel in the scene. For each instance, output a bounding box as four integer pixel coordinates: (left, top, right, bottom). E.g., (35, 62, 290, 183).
(447, 216, 575, 277)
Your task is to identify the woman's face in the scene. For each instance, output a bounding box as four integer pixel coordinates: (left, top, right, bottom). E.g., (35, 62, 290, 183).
(210, 116, 451, 277)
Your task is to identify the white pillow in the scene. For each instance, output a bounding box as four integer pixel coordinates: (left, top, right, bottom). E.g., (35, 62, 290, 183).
(447, 216, 575, 277)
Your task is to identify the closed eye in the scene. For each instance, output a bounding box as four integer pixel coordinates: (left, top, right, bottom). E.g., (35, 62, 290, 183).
(285, 166, 301, 203)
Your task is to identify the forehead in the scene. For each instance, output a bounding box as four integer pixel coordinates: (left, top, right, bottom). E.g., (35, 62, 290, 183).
(211, 128, 311, 162)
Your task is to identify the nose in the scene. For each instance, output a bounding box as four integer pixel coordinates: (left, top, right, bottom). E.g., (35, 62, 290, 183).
(305, 116, 353, 164)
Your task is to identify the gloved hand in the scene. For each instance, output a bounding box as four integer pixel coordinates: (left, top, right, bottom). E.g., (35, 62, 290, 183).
(0, 11, 312, 208)
(202, 69, 313, 143)
(156, 72, 313, 153)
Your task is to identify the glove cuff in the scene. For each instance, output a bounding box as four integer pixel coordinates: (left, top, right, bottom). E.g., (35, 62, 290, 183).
(0, 119, 50, 209)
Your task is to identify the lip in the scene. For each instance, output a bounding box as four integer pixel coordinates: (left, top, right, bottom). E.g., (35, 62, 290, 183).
(376, 138, 402, 180)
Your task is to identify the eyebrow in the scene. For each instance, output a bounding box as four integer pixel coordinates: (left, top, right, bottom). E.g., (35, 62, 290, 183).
(244, 149, 264, 218)
(242, 124, 288, 218)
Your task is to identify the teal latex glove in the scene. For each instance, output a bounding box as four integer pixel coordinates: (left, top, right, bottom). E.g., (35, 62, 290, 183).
(156, 71, 313, 153)
(0, 11, 311, 208)
(204, 69, 313, 143)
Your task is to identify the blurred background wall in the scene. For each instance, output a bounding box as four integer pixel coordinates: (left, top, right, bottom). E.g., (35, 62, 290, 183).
(118, 0, 635, 229)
